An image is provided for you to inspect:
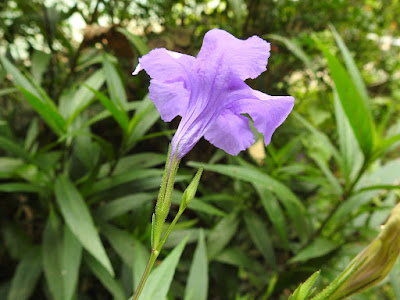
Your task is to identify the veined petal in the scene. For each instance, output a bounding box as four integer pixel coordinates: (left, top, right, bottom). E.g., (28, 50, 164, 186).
(196, 28, 270, 80)
(149, 79, 190, 122)
(204, 109, 255, 156)
(234, 90, 294, 146)
(133, 49, 194, 122)
(134, 48, 195, 83)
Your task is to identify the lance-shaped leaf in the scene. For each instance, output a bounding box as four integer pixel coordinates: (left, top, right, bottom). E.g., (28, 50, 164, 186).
(319, 44, 375, 158)
(55, 176, 114, 276)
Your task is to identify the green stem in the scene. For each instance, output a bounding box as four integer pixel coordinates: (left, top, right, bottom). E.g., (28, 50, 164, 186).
(132, 144, 181, 300)
(132, 250, 159, 300)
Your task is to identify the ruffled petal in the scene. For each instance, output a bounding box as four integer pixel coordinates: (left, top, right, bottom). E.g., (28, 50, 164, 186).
(204, 109, 255, 155)
(233, 90, 294, 146)
(134, 48, 195, 83)
(148, 79, 190, 122)
(196, 28, 270, 80)
(133, 49, 194, 122)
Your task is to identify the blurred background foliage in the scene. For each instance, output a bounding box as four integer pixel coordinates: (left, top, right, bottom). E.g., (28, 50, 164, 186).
(0, 0, 399, 299)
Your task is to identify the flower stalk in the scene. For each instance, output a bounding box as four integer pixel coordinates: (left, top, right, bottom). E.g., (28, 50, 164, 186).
(132, 145, 202, 300)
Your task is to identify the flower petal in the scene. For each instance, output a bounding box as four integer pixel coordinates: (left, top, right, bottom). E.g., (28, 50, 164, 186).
(135, 49, 195, 82)
(148, 79, 190, 122)
(133, 49, 194, 122)
(196, 28, 270, 80)
(234, 90, 294, 146)
(204, 109, 255, 156)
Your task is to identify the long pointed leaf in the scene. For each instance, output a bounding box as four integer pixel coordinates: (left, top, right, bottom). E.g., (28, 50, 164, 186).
(330, 25, 370, 110)
(184, 229, 208, 300)
(138, 236, 189, 300)
(43, 212, 64, 300)
(7, 247, 42, 300)
(320, 44, 375, 157)
(189, 162, 310, 242)
(63, 226, 82, 300)
(55, 176, 114, 276)
(17, 87, 66, 136)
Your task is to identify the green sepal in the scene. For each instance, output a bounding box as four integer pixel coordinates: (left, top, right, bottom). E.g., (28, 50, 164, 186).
(153, 143, 180, 249)
(179, 167, 203, 213)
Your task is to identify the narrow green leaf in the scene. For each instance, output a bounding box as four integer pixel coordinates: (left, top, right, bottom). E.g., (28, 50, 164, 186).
(266, 34, 316, 74)
(60, 69, 106, 122)
(127, 96, 160, 150)
(101, 223, 141, 267)
(319, 44, 375, 157)
(24, 118, 39, 151)
(0, 87, 18, 96)
(85, 85, 129, 132)
(184, 229, 208, 300)
(0, 183, 42, 193)
(214, 248, 265, 274)
(244, 211, 276, 269)
(98, 152, 166, 176)
(117, 28, 150, 56)
(189, 162, 310, 242)
(88, 169, 163, 195)
(289, 238, 339, 264)
(333, 90, 363, 182)
(43, 212, 64, 300)
(94, 193, 154, 221)
(102, 54, 127, 108)
(0, 55, 40, 99)
(17, 87, 66, 136)
(292, 112, 341, 163)
(256, 186, 289, 249)
(138, 236, 189, 300)
(7, 247, 42, 300)
(2, 223, 32, 260)
(85, 253, 126, 300)
(62, 226, 82, 300)
(172, 191, 227, 217)
(207, 212, 239, 259)
(55, 176, 114, 276)
(0, 135, 31, 161)
(329, 25, 370, 110)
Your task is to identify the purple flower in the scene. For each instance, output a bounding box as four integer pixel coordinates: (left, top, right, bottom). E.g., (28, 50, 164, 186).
(133, 28, 294, 160)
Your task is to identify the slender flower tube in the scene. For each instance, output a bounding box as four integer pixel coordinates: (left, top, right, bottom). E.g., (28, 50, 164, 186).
(133, 28, 294, 160)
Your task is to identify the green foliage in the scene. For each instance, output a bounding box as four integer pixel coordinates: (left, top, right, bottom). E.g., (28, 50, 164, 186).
(1, 0, 399, 299)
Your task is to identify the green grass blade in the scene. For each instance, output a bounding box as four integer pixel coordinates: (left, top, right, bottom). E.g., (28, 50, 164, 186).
(55, 176, 114, 277)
